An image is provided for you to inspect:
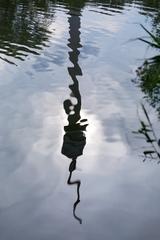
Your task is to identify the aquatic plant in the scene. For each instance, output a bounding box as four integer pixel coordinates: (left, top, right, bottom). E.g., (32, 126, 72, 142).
(133, 104, 160, 163)
(134, 24, 160, 117)
(135, 56, 160, 117)
(138, 24, 160, 49)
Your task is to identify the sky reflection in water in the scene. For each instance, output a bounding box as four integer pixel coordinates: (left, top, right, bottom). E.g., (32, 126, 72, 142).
(0, 1, 160, 240)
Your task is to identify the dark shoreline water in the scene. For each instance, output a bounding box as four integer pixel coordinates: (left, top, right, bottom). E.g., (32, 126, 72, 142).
(0, 1, 160, 239)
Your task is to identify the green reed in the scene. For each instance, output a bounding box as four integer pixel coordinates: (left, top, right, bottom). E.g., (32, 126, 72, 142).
(138, 24, 160, 49)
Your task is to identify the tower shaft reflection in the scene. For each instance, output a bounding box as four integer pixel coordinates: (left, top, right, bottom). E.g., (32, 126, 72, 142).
(61, 9, 88, 224)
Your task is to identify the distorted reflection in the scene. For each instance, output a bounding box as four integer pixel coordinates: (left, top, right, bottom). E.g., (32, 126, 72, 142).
(61, 7, 88, 224)
(0, 0, 54, 64)
(0, 0, 159, 65)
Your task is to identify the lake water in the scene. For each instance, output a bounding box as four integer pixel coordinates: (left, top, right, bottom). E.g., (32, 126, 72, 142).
(0, 1, 160, 239)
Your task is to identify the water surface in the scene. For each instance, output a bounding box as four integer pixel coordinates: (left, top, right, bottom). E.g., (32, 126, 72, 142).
(0, 1, 160, 239)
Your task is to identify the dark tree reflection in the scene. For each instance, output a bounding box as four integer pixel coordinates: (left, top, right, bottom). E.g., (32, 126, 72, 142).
(0, 0, 159, 64)
(61, 6, 88, 224)
(0, 0, 55, 63)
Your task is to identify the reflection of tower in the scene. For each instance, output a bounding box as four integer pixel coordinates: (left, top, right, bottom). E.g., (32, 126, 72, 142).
(61, 9, 88, 224)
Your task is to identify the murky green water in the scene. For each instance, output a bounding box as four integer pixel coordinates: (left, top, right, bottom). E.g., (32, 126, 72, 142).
(0, 1, 160, 239)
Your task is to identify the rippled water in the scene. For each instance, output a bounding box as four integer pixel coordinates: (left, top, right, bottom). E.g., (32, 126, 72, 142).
(0, 1, 160, 239)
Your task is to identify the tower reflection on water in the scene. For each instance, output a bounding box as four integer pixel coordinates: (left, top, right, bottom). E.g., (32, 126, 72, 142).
(61, 8, 88, 224)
